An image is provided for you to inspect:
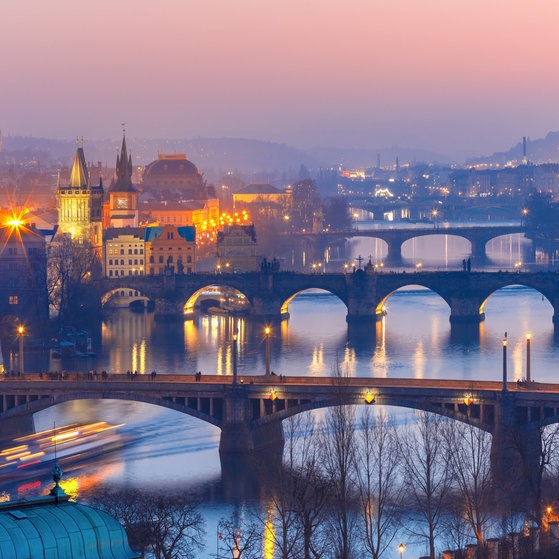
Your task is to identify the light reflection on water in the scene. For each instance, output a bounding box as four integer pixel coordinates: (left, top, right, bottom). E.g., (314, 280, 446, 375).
(5, 232, 559, 558)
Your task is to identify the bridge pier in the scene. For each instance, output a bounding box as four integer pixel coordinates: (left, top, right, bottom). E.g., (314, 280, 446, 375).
(490, 392, 542, 505)
(219, 386, 285, 457)
(154, 297, 185, 321)
(449, 297, 485, 324)
(345, 269, 382, 324)
(0, 412, 35, 441)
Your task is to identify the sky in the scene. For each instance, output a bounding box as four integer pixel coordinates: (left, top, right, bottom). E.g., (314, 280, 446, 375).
(3, 0, 559, 159)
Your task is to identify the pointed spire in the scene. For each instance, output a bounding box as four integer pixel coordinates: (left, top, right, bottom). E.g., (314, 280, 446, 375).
(69, 145, 89, 188)
(110, 127, 136, 192)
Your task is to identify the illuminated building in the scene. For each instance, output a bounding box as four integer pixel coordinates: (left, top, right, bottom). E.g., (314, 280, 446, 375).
(104, 227, 145, 278)
(233, 183, 292, 211)
(56, 142, 104, 249)
(141, 199, 219, 228)
(145, 224, 196, 275)
(0, 215, 49, 324)
(216, 224, 258, 272)
(106, 132, 139, 228)
(142, 152, 217, 202)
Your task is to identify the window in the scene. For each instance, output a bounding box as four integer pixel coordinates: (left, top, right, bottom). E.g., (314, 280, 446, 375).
(159, 256, 164, 263)
(109, 270, 113, 277)
(167, 232, 174, 240)
(150, 256, 154, 264)
(187, 267, 192, 273)
(129, 259, 132, 265)
(120, 249, 124, 255)
(187, 256, 192, 263)
(128, 249, 132, 255)
(109, 259, 113, 265)
(9, 295, 18, 305)
(120, 259, 124, 265)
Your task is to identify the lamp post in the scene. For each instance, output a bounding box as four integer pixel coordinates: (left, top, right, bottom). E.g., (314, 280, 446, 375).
(264, 326, 271, 376)
(526, 333, 531, 383)
(232, 329, 238, 385)
(502, 335, 508, 391)
(398, 543, 405, 559)
(17, 325, 24, 374)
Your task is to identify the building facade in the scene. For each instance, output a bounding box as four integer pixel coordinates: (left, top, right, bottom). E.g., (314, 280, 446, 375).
(145, 224, 196, 275)
(216, 224, 258, 272)
(0, 220, 49, 325)
(104, 227, 146, 278)
(56, 144, 104, 249)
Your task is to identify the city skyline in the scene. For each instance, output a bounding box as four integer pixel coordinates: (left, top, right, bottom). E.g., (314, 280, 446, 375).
(2, 0, 559, 160)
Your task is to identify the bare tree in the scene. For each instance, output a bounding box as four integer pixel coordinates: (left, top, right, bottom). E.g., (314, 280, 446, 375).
(88, 487, 205, 559)
(218, 515, 262, 559)
(47, 234, 101, 323)
(399, 411, 451, 559)
(320, 404, 358, 559)
(444, 420, 494, 548)
(355, 409, 403, 559)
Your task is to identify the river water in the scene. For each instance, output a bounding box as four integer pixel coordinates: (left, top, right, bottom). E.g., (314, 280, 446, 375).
(2, 225, 558, 558)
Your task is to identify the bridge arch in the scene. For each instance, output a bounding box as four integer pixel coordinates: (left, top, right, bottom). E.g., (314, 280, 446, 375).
(1, 394, 223, 429)
(101, 287, 152, 309)
(374, 284, 451, 318)
(479, 283, 554, 319)
(280, 288, 347, 316)
(255, 394, 487, 433)
(183, 284, 251, 316)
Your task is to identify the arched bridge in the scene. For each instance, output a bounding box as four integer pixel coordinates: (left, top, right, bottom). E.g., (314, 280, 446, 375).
(1, 374, 558, 468)
(100, 270, 559, 325)
(292, 224, 526, 262)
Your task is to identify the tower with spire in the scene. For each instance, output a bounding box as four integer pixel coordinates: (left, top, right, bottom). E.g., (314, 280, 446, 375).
(56, 139, 104, 248)
(107, 129, 139, 227)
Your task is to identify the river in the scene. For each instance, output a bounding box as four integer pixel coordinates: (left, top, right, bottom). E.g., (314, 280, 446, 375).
(1, 224, 558, 558)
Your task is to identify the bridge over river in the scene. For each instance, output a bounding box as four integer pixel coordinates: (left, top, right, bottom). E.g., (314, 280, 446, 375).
(290, 224, 526, 263)
(102, 270, 559, 325)
(1, 373, 557, 482)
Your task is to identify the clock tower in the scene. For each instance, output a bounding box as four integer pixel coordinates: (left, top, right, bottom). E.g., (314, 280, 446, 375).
(108, 131, 139, 227)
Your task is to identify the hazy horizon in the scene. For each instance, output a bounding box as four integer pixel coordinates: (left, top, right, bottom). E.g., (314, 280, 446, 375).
(3, 0, 558, 160)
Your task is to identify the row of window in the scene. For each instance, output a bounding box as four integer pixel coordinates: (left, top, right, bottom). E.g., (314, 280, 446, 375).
(107, 259, 144, 266)
(108, 270, 144, 277)
(107, 248, 144, 255)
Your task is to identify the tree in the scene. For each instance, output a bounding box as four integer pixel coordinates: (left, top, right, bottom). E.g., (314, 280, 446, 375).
(47, 234, 102, 324)
(399, 412, 451, 559)
(355, 409, 403, 559)
(218, 515, 262, 559)
(444, 420, 494, 549)
(320, 404, 358, 559)
(88, 487, 205, 559)
(323, 197, 351, 232)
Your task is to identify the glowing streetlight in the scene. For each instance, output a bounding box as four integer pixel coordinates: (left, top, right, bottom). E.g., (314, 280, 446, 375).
(17, 325, 25, 374)
(232, 329, 238, 385)
(398, 543, 405, 559)
(264, 326, 271, 376)
(526, 333, 531, 383)
(502, 335, 508, 392)
(432, 209, 438, 229)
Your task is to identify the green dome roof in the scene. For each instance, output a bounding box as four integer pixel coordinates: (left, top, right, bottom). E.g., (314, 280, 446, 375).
(0, 495, 140, 559)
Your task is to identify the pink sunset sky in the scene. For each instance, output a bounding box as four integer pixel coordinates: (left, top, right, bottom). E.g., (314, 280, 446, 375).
(2, 0, 559, 158)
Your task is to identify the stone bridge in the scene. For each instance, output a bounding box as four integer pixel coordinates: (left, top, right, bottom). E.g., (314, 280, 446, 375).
(1, 374, 558, 481)
(100, 270, 559, 325)
(291, 224, 526, 263)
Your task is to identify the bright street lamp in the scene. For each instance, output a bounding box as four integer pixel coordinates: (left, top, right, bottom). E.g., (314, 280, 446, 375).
(264, 326, 271, 376)
(398, 543, 405, 559)
(17, 325, 25, 374)
(526, 333, 531, 383)
(232, 330, 238, 385)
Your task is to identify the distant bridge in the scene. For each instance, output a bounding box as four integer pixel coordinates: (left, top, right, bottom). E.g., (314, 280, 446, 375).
(291, 224, 526, 262)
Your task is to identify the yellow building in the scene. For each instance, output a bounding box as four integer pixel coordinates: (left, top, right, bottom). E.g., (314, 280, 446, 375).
(233, 183, 292, 210)
(104, 227, 146, 278)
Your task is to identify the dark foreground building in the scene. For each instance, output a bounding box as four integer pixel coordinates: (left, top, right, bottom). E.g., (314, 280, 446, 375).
(0, 462, 140, 558)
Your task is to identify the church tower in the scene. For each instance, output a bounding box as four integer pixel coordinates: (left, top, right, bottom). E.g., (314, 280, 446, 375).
(108, 131, 139, 227)
(56, 141, 104, 248)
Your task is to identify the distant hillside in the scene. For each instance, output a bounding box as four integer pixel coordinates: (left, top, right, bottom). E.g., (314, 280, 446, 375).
(466, 131, 559, 166)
